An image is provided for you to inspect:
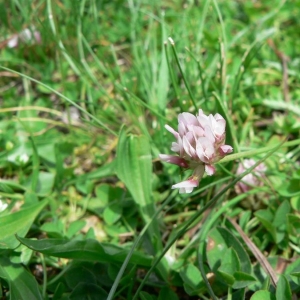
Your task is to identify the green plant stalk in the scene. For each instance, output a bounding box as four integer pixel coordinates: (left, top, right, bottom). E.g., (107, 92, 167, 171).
(198, 249, 218, 300)
(41, 254, 47, 298)
(81, 35, 109, 75)
(213, 0, 227, 98)
(185, 48, 209, 103)
(168, 38, 198, 111)
(164, 42, 183, 111)
(133, 138, 286, 299)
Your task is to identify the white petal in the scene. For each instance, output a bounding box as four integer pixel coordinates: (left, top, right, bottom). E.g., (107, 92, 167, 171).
(172, 179, 198, 189)
(205, 164, 215, 176)
(179, 112, 198, 126)
(7, 36, 19, 48)
(165, 124, 179, 138)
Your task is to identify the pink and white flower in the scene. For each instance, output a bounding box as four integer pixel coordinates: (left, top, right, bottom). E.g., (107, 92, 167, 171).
(7, 26, 41, 48)
(236, 159, 267, 193)
(160, 109, 233, 193)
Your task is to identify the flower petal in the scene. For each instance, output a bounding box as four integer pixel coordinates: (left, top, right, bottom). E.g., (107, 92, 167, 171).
(159, 154, 189, 168)
(172, 178, 199, 194)
(165, 124, 179, 138)
(219, 145, 233, 155)
(178, 112, 198, 126)
(205, 164, 215, 176)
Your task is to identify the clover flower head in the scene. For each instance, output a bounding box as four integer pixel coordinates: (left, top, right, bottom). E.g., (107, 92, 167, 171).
(160, 109, 233, 193)
(7, 26, 41, 49)
(236, 159, 267, 193)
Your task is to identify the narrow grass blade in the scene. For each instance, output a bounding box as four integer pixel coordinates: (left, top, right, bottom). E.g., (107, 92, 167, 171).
(168, 37, 198, 111)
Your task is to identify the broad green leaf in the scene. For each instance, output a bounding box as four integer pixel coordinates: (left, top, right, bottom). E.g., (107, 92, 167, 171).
(290, 272, 300, 278)
(278, 179, 300, 197)
(116, 129, 161, 250)
(232, 271, 257, 289)
(287, 214, 300, 236)
(250, 290, 276, 300)
(218, 248, 240, 275)
(0, 200, 48, 249)
(0, 256, 42, 300)
(207, 227, 252, 274)
(179, 264, 202, 287)
(40, 220, 64, 238)
(255, 210, 277, 242)
(103, 203, 122, 225)
(276, 275, 292, 300)
(116, 129, 153, 214)
(291, 196, 300, 211)
(273, 200, 290, 228)
(216, 248, 256, 288)
(35, 172, 55, 196)
(66, 220, 86, 238)
(179, 263, 206, 296)
(17, 237, 152, 267)
(217, 270, 235, 286)
(10, 243, 33, 265)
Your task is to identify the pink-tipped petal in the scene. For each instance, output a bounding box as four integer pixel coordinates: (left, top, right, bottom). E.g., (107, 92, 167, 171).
(165, 124, 179, 138)
(159, 154, 189, 168)
(172, 178, 199, 194)
(220, 145, 233, 155)
(205, 164, 216, 176)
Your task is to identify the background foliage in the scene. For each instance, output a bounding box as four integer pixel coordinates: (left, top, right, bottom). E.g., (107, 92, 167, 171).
(0, 0, 300, 299)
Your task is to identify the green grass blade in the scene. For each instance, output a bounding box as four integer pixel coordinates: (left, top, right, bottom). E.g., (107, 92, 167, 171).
(168, 37, 198, 111)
